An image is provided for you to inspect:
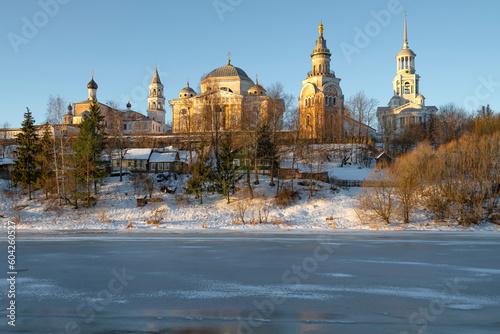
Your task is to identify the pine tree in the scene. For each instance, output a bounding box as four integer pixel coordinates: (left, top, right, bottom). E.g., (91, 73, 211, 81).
(186, 139, 212, 204)
(71, 100, 106, 207)
(256, 124, 277, 185)
(214, 134, 242, 204)
(12, 108, 39, 200)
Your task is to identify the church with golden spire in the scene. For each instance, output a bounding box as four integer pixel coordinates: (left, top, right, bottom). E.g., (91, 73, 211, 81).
(377, 14, 437, 135)
(298, 22, 375, 140)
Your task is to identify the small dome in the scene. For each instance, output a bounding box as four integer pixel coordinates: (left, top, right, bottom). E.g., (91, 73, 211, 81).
(126, 101, 131, 108)
(67, 104, 72, 111)
(87, 78, 98, 89)
(207, 63, 249, 79)
(248, 79, 266, 96)
(179, 82, 197, 98)
(396, 48, 416, 58)
(416, 94, 425, 105)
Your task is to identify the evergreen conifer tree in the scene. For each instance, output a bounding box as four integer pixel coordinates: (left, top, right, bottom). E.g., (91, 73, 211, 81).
(71, 100, 106, 207)
(215, 134, 241, 204)
(12, 108, 39, 200)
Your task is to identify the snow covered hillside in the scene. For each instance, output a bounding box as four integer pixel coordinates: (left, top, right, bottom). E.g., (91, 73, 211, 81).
(0, 163, 498, 233)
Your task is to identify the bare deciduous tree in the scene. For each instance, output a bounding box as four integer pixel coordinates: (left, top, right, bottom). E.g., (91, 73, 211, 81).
(46, 95, 69, 205)
(345, 91, 378, 137)
(356, 170, 394, 225)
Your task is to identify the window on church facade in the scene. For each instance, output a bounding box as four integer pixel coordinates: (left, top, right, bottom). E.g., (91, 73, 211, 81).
(404, 82, 411, 94)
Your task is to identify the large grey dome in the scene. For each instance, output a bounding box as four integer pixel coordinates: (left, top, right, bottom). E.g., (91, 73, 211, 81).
(207, 64, 249, 79)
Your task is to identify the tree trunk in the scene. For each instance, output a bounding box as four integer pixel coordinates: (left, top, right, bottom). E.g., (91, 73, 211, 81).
(270, 159, 275, 186)
(52, 140, 61, 204)
(246, 167, 254, 200)
(254, 159, 259, 184)
(87, 161, 91, 207)
(60, 135, 67, 204)
(119, 153, 123, 182)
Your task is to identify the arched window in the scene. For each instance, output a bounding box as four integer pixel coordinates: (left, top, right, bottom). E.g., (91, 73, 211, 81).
(325, 97, 329, 106)
(333, 97, 336, 106)
(319, 64, 322, 73)
(153, 89, 156, 96)
(404, 82, 411, 94)
(158, 103, 161, 110)
(153, 102, 156, 109)
(180, 109, 188, 131)
(306, 114, 311, 127)
(329, 114, 335, 127)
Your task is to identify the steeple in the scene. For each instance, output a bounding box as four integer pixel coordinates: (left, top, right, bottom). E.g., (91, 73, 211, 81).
(148, 64, 165, 123)
(310, 21, 333, 77)
(152, 65, 161, 84)
(403, 13, 408, 49)
(67, 100, 73, 115)
(87, 71, 98, 100)
(392, 13, 421, 103)
(126, 96, 131, 110)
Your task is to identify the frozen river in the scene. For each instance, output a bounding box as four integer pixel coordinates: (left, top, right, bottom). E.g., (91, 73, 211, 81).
(1, 232, 500, 333)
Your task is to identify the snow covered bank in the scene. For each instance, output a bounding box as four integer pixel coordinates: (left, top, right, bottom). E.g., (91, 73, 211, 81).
(0, 168, 498, 234)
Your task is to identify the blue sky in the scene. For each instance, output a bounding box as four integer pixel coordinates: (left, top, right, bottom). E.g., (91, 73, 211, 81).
(1, 0, 499, 127)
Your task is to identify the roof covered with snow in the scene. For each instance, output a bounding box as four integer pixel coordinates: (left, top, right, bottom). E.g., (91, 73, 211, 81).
(0, 158, 15, 165)
(123, 148, 152, 160)
(149, 152, 178, 163)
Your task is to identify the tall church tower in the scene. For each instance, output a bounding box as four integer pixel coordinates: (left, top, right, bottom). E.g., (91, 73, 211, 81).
(147, 66, 166, 123)
(377, 14, 437, 134)
(299, 22, 344, 140)
(390, 14, 425, 107)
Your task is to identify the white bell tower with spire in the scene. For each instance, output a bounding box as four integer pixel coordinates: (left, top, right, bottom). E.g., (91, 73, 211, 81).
(391, 13, 422, 107)
(378, 13, 437, 134)
(147, 65, 166, 123)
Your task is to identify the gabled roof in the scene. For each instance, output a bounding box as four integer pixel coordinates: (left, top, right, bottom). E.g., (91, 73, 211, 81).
(149, 152, 179, 163)
(376, 151, 392, 160)
(123, 148, 152, 160)
(73, 111, 90, 118)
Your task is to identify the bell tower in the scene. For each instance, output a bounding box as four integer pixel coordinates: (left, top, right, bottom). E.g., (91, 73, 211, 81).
(147, 65, 166, 123)
(299, 22, 344, 140)
(392, 14, 421, 106)
(310, 21, 333, 77)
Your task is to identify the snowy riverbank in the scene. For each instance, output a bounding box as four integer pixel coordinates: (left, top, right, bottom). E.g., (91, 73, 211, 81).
(0, 167, 499, 234)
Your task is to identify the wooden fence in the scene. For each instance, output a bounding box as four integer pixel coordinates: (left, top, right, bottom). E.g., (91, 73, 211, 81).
(330, 178, 393, 188)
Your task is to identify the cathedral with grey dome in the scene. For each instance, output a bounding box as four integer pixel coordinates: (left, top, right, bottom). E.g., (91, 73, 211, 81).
(170, 58, 282, 133)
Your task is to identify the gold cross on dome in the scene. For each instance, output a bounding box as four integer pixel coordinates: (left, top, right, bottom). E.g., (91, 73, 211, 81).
(91, 70, 94, 77)
(227, 52, 231, 64)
